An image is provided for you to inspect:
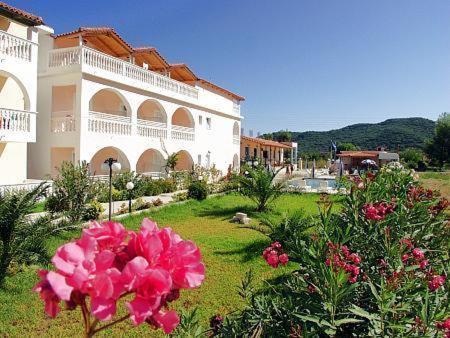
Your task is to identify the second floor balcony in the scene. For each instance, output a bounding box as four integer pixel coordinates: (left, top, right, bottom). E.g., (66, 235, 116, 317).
(0, 108, 36, 142)
(47, 46, 199, 101)
(51, 111, 195, 142)
(0, 30, 35, 62)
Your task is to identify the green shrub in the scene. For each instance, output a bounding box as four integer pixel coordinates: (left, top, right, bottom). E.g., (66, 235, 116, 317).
(49, 161, 95, 222)
(234, 166, 285, 211)
(220, 168, 449, 337)
(82, 200, 104, 221)
(133, 197, 152, 211)
(0, 183, 50, 285)
(187, 181, 208, 200)
(173, 192, 188, 202)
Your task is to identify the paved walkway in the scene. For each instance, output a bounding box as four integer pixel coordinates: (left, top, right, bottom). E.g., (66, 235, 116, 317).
(27, 190, 186, 220)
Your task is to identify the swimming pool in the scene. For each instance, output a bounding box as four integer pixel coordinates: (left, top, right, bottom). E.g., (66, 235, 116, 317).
(304, 178, 337, 189)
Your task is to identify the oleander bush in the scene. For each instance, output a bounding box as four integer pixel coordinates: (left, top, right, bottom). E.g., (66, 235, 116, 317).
(46, 161, 96, 222)
(218, 168, 449, 337)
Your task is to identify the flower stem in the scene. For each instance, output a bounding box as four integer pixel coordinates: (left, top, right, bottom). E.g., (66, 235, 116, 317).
(90, 314, 130, 335)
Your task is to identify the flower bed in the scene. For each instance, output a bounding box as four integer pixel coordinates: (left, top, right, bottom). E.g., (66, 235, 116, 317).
(218, 168, 449, 337)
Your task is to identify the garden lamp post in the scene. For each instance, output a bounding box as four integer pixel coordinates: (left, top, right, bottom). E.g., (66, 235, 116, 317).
(126, 181, 134, 214)
(101, 158, 121, 221)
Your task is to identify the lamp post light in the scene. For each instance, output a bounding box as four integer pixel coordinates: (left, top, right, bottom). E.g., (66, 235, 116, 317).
(101, 158, 121, 221)
(126, 181, 134, 214)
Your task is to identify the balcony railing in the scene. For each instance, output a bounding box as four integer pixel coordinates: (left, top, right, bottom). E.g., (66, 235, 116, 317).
(171, 125, 195, 142)
(0, 108, 32, 132)
(0, 30, 34, 61)
(88, 111, 132, 136)
(137, 119, 167, 139)
(233, 102, 240, 114)
(51, 114, 76, 133)
(48, 46, 199, 100)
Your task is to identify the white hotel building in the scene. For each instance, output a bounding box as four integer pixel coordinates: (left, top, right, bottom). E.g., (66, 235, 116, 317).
(0, 3, 46, 186)
(1, 3, 243, 187)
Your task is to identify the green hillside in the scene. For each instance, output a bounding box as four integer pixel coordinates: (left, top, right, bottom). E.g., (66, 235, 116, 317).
(264, 118, 435, 153)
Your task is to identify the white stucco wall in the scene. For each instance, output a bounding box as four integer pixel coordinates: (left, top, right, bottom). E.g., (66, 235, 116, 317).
(0, 142, 27, 184)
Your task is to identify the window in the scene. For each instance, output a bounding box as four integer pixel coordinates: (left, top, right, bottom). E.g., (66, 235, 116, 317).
(206, 117, 211, 130)
(198, 116, 203, 125)
(245, 147, 250, 158)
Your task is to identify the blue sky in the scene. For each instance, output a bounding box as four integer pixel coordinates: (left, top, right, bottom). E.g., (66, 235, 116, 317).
(9, 0, 450, 133)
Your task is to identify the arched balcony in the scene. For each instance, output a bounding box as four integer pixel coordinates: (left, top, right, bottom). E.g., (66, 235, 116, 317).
(171, 107, 195, 142)
(0, 70, 34, 142)
(136, 148, 166, 178)
(88, 89, 132, 136)
(175, 150, 194, 171)
(89, 146, 130, 176)
(137, 100, 167, 139)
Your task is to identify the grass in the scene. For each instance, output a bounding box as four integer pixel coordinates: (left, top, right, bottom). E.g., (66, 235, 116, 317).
(0, 193, 340, 337)
(419, 171, 450, 199)
(31, 201, 46, 213)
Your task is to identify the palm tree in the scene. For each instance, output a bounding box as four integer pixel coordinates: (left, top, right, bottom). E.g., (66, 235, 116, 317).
(235, 166, 285, 211)
(0, 183, 49, 285)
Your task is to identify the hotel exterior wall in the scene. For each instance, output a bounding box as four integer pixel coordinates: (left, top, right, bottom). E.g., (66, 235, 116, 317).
(30, 73, 241, 178)
(0, 15, 46, 185)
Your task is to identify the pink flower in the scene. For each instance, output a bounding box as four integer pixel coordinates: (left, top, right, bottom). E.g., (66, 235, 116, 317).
(419, 260, 429, 270)
(33, 218, 205, 335)
(266, 253, 279, 268)
(279, 253, 289, 266)
(429, 275, 446, 292)
(412, 248, 425, 260)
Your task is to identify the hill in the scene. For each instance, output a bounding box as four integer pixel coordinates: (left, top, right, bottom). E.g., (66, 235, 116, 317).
(264, 118, 435, 153)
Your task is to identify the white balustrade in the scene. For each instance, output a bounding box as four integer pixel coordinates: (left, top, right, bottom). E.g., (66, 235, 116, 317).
(48, 46, 81, 67)
(233, 102, 240, 114)
(0, 180, 52, 196)
(0, 108, 31, 132)
(88, 111, 132, 136)
(0, 30, 34, 61)
(48, 46, 199, 99)
(51, 115, 76, 132)
(137, 119, 167, 139)
(171, 125, 195, 141)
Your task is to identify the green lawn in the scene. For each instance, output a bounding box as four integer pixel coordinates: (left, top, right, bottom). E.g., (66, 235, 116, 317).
(31, 201, 46, 214)
(0, 193, 340, 337)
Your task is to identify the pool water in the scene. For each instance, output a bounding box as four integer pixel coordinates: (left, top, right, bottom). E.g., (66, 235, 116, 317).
(304, 178, 337, 189)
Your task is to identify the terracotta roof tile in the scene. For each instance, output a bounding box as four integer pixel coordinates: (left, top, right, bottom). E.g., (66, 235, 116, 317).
(0, 2, 44, 25)
(241, 135, 292, 148)
(55, 27, 133, 53)
(198, 78, 245, 101)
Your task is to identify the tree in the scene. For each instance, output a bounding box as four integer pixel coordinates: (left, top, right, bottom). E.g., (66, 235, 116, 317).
(0, 183, 49, 285)
(425, 113, 450, 168)
(400, 148, 424, 169)
(337, 142, 359, 152)
(235, 166, 285, 211)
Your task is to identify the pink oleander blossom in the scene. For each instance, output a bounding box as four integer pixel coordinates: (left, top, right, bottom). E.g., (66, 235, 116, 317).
(262, 242, 289, 268)
(33, 218, 205, 336)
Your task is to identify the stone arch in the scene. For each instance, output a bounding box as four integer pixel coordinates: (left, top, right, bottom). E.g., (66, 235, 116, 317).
(89, 146, 131, 175)
(175, 150, 194, 171)
(89, 88, 131, 117)
(137, 99, 167, 123)
(136, 148, 166, 174)
(171, 107, 194, 128)
(0, 70, 30, 110)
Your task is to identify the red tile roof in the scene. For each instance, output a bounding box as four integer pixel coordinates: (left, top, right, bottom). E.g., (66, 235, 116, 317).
(337, 151, 380, 158)
(241, 135, 292, 148)
(0, 2, 44, 25)
(198, 78, 245, 101)
(55, 27, 133, 53)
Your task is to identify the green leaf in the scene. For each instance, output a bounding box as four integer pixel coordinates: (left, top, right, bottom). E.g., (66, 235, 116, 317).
(350, 305, 380, 321)
(334, 318, 364, 326)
